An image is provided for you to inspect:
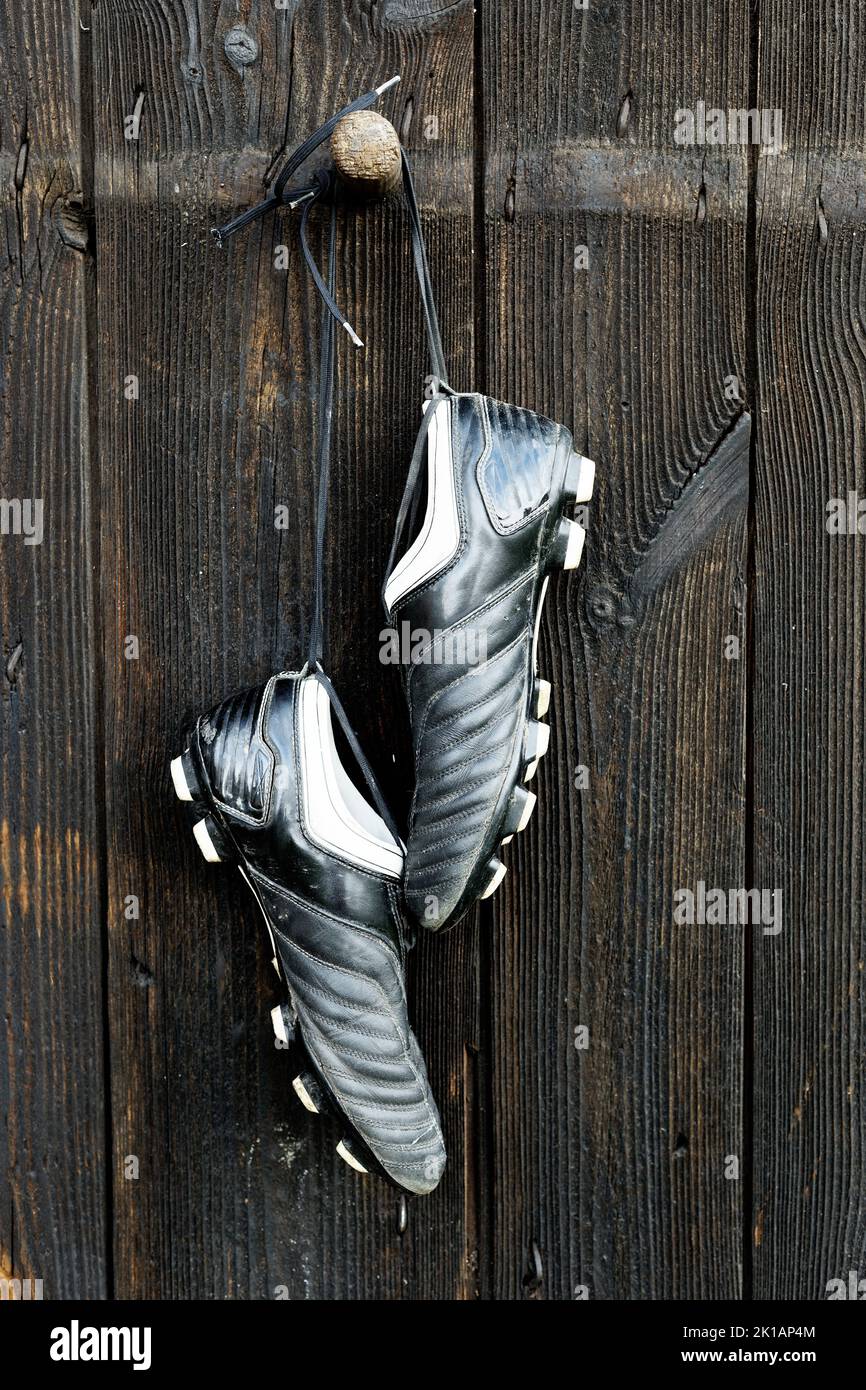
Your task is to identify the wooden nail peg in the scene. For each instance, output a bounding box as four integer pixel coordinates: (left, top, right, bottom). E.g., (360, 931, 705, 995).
(330, 110, 402, 199)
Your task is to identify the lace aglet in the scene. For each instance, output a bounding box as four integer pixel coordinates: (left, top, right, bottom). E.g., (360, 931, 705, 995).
(376, 75, 401, 96)
(344, 323, 364, 348)
(286, 188, 318, 211)
(210, 195, 279, 248)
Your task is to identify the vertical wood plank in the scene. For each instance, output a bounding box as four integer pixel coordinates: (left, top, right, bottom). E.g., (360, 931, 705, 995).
(94, 0, 477, 1298)
(481, 0, 749, 1298)
(322, 0, 481, 1299)
(752, 1, 866, 1299)
(0, 2, 107, 1297)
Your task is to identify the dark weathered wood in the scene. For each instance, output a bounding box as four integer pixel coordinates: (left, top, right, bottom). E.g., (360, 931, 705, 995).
(92, 0, 477, 1298)
(752, 2, 866, 1300)
(0, 2, 108, 1297)
(480, 1, 750, 1298)
(7, 0, 866, 1305)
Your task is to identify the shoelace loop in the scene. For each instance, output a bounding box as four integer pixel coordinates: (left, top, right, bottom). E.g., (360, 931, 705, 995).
(215, 79, 450, 855)
(210, 78, 404, 346)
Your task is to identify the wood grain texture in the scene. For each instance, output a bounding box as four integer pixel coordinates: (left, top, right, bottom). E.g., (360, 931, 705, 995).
(92, 0, 477, 1298)
(752, 0, 866, 1300)
(5, 0, 866, 1304)
(0, 2, 108, 1298)
(480, 0, 750, 1298)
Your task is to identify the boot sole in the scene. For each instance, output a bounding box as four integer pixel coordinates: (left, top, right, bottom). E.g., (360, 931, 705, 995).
(468, 447, 594, 911)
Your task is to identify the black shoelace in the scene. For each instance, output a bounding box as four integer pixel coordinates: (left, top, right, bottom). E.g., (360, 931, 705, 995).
(213, 78, 451, 847)
(212, 76, 449, 382)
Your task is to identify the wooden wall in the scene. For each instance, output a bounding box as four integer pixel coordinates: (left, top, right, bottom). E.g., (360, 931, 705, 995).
(1, 0, 863, 1300)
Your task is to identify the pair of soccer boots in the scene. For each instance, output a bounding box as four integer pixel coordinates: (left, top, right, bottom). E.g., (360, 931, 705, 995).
(171, 84, 595, 1195)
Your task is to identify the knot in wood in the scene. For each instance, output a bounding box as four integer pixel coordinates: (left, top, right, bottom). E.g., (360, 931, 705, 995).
(224, 26, 258, 69)
(586, 583, 634, 633)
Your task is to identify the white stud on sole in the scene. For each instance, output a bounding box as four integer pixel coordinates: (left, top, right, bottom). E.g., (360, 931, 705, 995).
(523, 721, 550, 781)
(337, 1140, 368, 1173)
(502, 785, 536, 839)
(193, 817, 222, 862)
(517, 789, 537, 832)
(270, 1004, 289, 1045)
(292, 1075, 320, 1114)
(480, 860, 507, 899)
(535, 679, 552, 718)
(171, 755, 193, 802)
(561, 517, 586, 570)
(572, 454, 596, 502)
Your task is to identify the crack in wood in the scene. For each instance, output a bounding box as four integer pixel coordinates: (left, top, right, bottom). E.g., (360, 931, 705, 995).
(629, 412, 751, 607)
(382, 0, 471, 27)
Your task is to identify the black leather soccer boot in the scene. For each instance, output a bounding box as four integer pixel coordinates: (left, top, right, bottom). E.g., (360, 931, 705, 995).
(382, 160, 595, 933)
(172, 669, 446, 1193)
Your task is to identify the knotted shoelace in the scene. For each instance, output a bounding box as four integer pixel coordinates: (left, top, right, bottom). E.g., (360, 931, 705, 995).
(213, 77, 452, 847)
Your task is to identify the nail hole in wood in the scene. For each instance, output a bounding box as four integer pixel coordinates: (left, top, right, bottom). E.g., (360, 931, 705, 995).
(816, 195, 828, 249)
(695, 182, 707, 229)
(5, 643, 23, 683)
(523, 1239, 544, 1297)
(400, 96, 414, 144)
(616, 91, 632, 138)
